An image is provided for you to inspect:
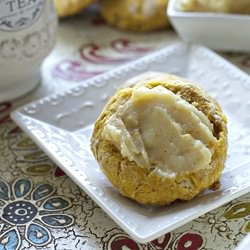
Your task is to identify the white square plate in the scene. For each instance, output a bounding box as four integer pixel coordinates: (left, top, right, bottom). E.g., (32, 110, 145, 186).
(168, 0, 250, 52)
(11, 43, 250, 243)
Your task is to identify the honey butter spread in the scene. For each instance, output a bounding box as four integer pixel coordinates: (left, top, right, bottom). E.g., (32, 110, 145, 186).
(178, 0, 250, 14)
(103, 85, 217, 175)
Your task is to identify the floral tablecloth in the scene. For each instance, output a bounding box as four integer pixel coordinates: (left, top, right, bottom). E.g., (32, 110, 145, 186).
(1, 9, 250, 250)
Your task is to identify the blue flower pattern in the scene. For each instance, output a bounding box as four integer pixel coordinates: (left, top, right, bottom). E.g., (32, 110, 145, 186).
(0, 179, 74, 249)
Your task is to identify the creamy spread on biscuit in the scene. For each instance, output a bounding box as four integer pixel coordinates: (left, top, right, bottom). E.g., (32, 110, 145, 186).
(103, 85, 216, 174)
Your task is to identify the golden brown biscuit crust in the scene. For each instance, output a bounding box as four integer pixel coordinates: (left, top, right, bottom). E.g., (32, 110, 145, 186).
(91, 74, 227, 205)
(99, 0, 170, 32)
(54, 0, 95, 17)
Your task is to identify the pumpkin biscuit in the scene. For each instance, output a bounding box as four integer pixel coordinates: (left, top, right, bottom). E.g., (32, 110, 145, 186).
(91, 72, 228, 206)
(54, 0, 95, 17)
(99, 0, 170, 32)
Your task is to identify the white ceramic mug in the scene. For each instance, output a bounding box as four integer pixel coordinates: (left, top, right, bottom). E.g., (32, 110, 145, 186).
(0, 0, 57, 102)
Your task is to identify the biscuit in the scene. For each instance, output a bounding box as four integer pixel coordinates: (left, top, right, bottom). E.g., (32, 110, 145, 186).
(53, 0, 95, 17)
(91, 72, 228, 206)
(99, 0, 170, 32)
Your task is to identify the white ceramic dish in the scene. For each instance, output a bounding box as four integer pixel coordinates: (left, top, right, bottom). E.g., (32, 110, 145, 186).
(11, 43, 250, 243)
(236, 234, 250, 250)
(167, 0, 250, 52)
